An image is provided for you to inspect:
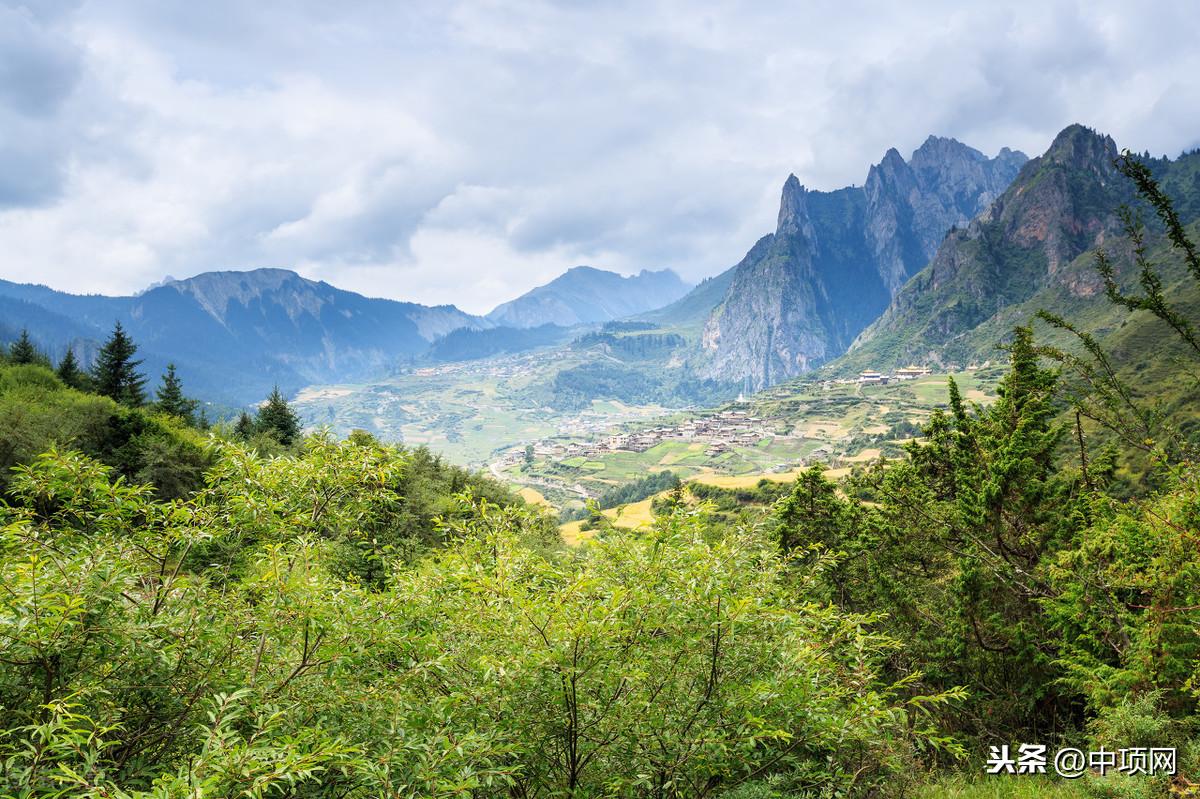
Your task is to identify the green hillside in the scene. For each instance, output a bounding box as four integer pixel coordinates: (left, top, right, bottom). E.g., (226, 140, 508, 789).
(840, 127, 1200, 375)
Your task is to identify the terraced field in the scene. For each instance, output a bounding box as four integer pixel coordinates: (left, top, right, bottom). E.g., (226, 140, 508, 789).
(522, 368, 1000, 517)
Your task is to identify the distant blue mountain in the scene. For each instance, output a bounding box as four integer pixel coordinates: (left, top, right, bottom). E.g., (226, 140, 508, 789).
(0, 268, 485, 405)
(486, 266, 691, 328)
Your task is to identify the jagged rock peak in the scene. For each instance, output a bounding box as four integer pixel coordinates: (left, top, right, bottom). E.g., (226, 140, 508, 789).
(1042, 123, 1118, 170)
(912, 135, 985, 164)
(776, 174, 809, 236)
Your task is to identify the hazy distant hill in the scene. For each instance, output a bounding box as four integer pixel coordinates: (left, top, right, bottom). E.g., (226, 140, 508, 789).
(0, 268, 485, 404)
(635, 266, 737, 333)
(486, 266, 691, 328)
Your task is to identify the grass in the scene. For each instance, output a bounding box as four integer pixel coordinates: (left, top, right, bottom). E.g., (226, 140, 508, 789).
(558, 493, 665, 546)
(557, 466, 861, 546)
(914, 775, 1090, 798)
(558, 519, 589, 546)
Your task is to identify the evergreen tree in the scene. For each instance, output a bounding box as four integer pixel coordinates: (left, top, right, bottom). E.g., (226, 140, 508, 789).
(234, 411, 256, 441)
(90, 322, 146, 406)
(256, 386, 302, 446)
(155, 363, 196, 423)
(774, 465, 846, 553)
(55, 347, 89, 390)
(9, 329, 46, 366)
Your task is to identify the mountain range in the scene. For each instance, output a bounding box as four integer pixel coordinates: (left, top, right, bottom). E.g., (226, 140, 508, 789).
(6, 122, 1193, 420)
(0, 269, 484, 404)
(691, 137, 1028, 388)
(0, 265, 693, 405)
(840, 124, 1200, 373)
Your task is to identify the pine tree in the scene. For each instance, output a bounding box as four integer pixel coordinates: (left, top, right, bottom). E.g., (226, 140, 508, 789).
(155, 363, 196, 423)
(774, 465, 845, 553)
(91, 322, 146, 406)
(9, 329, 45, 366)
(234, 411, 256, 441)
(56, 347, 89, 390)
(256, 386, 302, 446)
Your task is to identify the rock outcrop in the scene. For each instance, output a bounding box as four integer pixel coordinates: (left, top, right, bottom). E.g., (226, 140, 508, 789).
(700, 138, 1027, 388)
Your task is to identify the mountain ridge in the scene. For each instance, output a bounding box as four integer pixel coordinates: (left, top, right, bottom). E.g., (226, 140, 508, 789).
(0, 268, 488, 404)
(839, 124, 1148, 371)
(696, 137, 1028, 389)
(487, 266, 691, 328)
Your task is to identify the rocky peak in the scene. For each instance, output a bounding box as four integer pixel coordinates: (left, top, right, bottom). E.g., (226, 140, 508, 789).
(878, 146, 909, 173)
(910, 135, 986, 170)
(847, 124, 1141, 370)
(1042, 124, 1118, 172)
(776, 174, 810, 237)
(699, 133, 1028, 389)
(163, 268, 327, 325)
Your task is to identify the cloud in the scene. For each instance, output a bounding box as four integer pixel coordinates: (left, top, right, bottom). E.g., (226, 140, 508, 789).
(0, 2, 82, 206)
(0, 0, 1197, 313)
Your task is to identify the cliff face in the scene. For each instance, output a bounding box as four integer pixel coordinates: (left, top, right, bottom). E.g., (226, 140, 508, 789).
(845, 124, 1127, 369)
(700, 138, 1027, 388)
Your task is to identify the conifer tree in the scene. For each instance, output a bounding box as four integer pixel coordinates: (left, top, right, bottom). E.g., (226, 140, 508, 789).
(9, 329, 45, 366)
(55, 347, 89, 390)
(155, 363, 196, 423)
(91, 321, 147, 406)
(234, 411, 256, 441)
(256, 386, 302, 446)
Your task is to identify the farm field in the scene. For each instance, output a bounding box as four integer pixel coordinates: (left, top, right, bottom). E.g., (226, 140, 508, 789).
(521, 368, 1000, 515)
(292, 347, 685, 465)
(294, 345, 999, 520)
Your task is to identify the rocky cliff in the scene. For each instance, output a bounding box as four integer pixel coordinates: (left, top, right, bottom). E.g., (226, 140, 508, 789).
(700, 137, 1027, 388)
(842, 124, 1133, 370)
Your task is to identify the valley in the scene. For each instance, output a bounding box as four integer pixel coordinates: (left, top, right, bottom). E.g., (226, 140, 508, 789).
(294, 344, 1001, 519)
(4, 0, 1200, 791)
(291, 346, 687, 466)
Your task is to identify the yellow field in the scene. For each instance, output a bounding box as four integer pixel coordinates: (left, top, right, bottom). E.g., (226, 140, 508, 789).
(559, 466, 862, 546)
(605, 496, 657, 528)
(690, 467, 851, 489)
(559, 519, 590, 546)
(518, 487, 549, 506)
(558, 494, 664, 546)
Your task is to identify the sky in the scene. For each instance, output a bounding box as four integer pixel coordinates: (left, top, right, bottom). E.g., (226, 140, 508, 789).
(1, 1, 1199, 314)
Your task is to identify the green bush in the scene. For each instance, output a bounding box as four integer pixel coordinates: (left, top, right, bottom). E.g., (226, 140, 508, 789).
(0, 446, 962, 797)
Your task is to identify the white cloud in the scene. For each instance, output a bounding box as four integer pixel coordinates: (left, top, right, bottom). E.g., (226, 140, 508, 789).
(0, 0, 1197, 311)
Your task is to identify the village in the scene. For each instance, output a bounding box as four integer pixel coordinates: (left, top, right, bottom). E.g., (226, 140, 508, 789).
(489, 359, 964, 479)
(494, 406, 778, 470)
(496, 365, 945, 469)
(831, 364, 934, 387)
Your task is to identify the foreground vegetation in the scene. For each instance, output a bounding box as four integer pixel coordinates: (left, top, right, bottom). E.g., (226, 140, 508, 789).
(1, 154, 1199, 797)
